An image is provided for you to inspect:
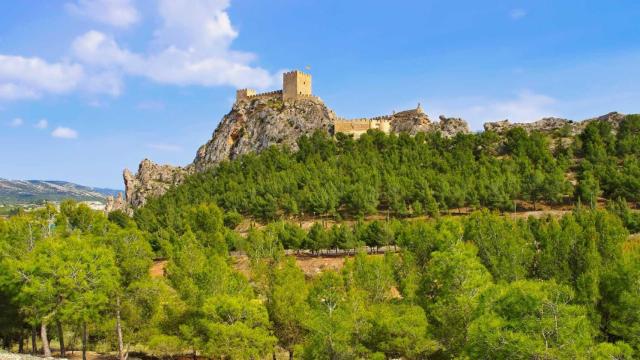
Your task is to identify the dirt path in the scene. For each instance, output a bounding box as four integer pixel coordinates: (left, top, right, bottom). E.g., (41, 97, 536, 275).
(234, 201, 605, 236)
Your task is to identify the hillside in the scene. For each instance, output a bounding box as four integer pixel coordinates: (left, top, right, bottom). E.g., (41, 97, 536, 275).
(0, 178, 120, 204)
(113, 71, 476, 212)
(132, 112, 640, 233)
(4, 114, 640, 360)
(114, 81, 630, 214)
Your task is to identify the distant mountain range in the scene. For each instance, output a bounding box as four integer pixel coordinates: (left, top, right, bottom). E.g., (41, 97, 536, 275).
(0, 179, 121, 204)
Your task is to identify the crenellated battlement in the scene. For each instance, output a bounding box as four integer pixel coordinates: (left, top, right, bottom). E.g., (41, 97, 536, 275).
(236, 70, 313, 102)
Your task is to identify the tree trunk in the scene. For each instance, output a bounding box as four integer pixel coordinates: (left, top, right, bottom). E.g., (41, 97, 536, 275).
(41, 323, 51, 357)
(192, 346, 197, 360)
(82, 323, 88, 360)
(57, 321, 65, 357)
(18, 333, 24, 353)
(289, 349, 294, 360)
(31, 326, 36, 354)
(116, 296, 126, 360)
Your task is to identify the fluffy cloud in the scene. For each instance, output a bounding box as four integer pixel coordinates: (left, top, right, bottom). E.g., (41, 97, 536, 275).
(52, 127, 79, 139)
(66, 0, 139, 28)
(72, 31, 135, 67)
(0, 55, 84, 100)
(2, 1, 275, 102)
(72, 0, 276, 89)
(0, 54, 119, 101)
(35, 119, 48, 129)
(9, 118, 23, 127)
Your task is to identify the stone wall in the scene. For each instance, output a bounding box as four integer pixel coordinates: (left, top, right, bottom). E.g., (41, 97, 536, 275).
(334, 118, 392, 138)
(236, 89, 282, 102)
(283, 70, 312, 100)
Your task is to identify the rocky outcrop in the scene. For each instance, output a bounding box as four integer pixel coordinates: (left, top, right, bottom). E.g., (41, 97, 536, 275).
(111, 159, 190, 211)
(483, 112, 626, 135)
(105, 192, 127, 213)
(483, 117, 576, 134)
(192, 97, 336, 172)
(387, 109, 470, 138)
(388, 107, 432, 135)
(437, 116, 470, 137)
(118, 97, 336, 210)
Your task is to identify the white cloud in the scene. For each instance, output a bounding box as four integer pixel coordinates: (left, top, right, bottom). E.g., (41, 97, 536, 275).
(430, 90, 558, 130)
(72, 31, 136, 67)
(66, 0, 139, 28)
(0, 54, 119, 101)
(71, 0, 276, 89)
(0, 83, 39, 100)
(52, 127, 79, 139)
(2, 1, 274, 102)
(147, 143, 182, 152)
(9, 118, 23, 127)
(34, 119, 48, 129)
(509, 9, 527, 20)
(463, 91, 556, 123)
(0, 55, 84, 100)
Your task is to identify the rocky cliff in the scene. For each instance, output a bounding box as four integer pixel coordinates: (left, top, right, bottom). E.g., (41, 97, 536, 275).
(192, 96, 336, 172)
(483, 112, 626, 135)
(111, 92, 624, 213)
(110, 97, 338, 211)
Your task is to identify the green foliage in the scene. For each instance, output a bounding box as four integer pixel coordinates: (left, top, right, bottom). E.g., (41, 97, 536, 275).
(418, 242, 493, 357)
(3, 116, 640, 358)
(135, 126, 580, 236)
(464, 210, 534, 282)
(267, 258, 309, 356)
(465, 280, 595, 359)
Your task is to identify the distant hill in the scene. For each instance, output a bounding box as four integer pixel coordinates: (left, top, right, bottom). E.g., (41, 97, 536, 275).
(0, 178, 121, 204)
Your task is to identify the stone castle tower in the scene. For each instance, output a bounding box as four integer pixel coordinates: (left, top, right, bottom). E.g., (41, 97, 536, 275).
(283, 70, 312, 100)
(236, 70, 312, 102)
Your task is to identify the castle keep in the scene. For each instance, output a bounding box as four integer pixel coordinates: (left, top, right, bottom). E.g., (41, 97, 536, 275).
(236, 70, 312, 102)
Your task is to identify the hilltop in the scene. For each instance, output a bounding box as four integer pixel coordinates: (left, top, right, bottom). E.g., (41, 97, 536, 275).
(110, 70, 633, 214)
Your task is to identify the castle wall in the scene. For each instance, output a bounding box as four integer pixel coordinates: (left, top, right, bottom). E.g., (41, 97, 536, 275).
(334, 118, 392, 138)
(236, 90, 282, 102)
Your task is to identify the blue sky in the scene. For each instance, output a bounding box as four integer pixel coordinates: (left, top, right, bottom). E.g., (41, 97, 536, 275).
(1, 0, 639, 189)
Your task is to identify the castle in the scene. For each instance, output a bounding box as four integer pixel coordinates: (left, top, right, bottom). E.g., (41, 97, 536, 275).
(236, 70, 430, 138)
(236, 70, 313, 102)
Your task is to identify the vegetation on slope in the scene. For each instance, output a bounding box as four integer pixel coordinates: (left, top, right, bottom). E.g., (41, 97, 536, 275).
(2, 202, 640, 359)
(135, 115, 640, 250)
(1, 115, 640, 359)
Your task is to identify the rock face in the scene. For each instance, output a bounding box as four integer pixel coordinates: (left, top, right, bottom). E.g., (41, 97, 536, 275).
(115, 88, 625, 213)
(113, 97, 336, 212)
(437, 116, 470, 138)
(192, 97, 336, 172)
(483, 112, 626, 135)
(388, 108, 432, 135)
(483, 117, 576, 134)
(387, 110, 470, 138)
(114, 95, 475, 212)
(111, 159, 189, 211)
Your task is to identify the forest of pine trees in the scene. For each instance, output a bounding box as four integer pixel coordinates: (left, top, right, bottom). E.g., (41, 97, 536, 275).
(1, 114, 640, 359)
